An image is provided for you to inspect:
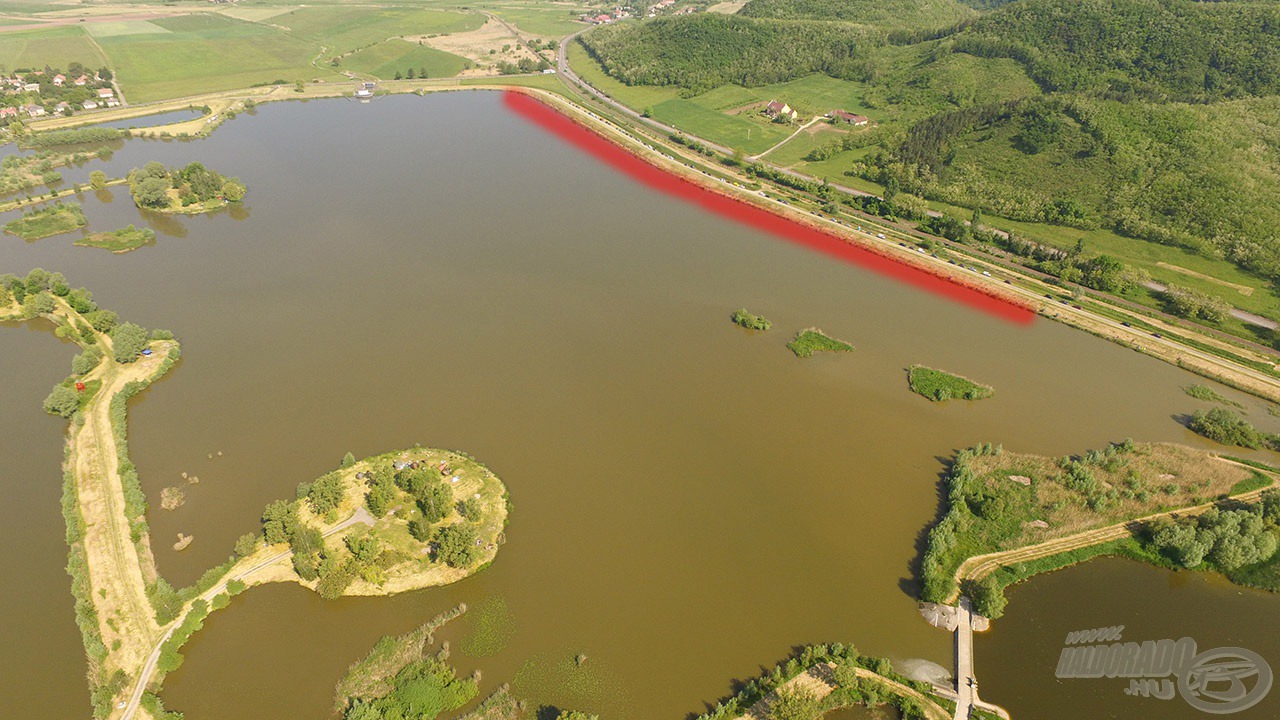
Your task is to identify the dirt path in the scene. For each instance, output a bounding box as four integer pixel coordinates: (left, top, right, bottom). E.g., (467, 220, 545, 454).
(948, 462, 1277, 603)
(64, 301, 166, 679)
(749, 116, 821, 161)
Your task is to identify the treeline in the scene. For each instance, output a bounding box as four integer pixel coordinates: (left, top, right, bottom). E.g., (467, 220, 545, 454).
(579, 15, 881, 92)
(19, 126, 123, 149)
(953, 0, 1280, 102)
(738, 0, 976, 29)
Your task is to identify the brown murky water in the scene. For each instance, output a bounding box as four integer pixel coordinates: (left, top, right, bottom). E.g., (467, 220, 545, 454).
(3, 92, 1279, 719)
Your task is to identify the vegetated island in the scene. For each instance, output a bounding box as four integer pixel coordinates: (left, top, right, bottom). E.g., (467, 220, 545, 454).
(0, 268, 507, 718)
(919, 440, 1278, 619)
(695, 643, 952, 720)
(731, 307, 772, 331)
(75, 225, 157, 254)
(787, 327, 853, 357)
(907, 365, 995, 402)
(334, 604, 596, 720)
(3, 202, 86, 240)
(1182, 384, 1244, 409)
(1, 144, 115, 194)
(128, 160, 246, 215)
(1188, 406, 1280, 451)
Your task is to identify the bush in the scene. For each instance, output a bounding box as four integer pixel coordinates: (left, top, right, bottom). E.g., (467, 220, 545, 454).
(43, 384, 81, 418)
(1189, 407, 1278, 450)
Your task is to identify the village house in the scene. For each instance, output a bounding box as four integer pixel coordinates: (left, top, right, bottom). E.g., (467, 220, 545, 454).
(73, 75, 88, 86)
(23, 82, 40, 93)
(81, 100, 98, 110)
(54, 101, 70, 115)
(830, 110, 870, 126)
(0, 106, 17, 119)
(97, 87, 114, 99)
(105, 97, 121, 107)
(25, 104, 45, 117)
(53, 74, 65, 87)
(764, 100, 798, 122)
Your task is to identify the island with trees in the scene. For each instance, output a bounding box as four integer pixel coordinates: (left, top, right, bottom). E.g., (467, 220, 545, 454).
(918, 441, 1278, 619)
(128, 161, 246, 215)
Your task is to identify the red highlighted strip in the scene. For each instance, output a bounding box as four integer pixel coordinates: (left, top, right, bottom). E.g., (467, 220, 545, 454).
(502, 90, 1035, 325)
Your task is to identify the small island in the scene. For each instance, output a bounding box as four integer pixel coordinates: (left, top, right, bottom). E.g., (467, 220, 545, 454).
(3, 202, 86, 240)
(128, 160, 246, 214)
(74, 224, 156, 253)
(787, 328, 853, 358)
(247, 447, 509, 598)
(731, 308, 772, 331)
(907, 365, 994, 402)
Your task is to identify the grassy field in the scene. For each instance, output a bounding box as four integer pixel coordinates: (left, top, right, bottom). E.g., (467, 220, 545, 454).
(343, 38, 469, 80)
(99, 14, 339, 103)
(3, 202, 85, 240)
(907, 365, 995, 402)
(74, 225, 155, 253)
(787, 328, 853, 357)
(275, 6, 483, 60)
(0, 25, 109, 71)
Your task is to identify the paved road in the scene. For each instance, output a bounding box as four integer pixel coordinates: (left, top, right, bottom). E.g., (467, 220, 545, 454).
(120, 507, 374, 720)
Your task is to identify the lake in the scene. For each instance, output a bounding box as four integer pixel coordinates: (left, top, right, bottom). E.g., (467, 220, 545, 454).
(2, 90, 1277, 719)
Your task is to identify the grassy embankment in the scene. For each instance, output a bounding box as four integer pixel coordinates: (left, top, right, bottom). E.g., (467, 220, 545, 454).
(4, 202, 86, 239)
(787, 328, 853, 357)
(75, 225, 156, 254)
(907, 365, 994, 402)
(918, 441, 1278, 618)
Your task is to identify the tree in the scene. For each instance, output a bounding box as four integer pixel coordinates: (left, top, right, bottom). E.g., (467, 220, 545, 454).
(417, 481, 453, 523)
(295, 79, 305, 93)
(221, 179, 246, 203)
(345, 529, 380, 564)
(132, 176, 171, 209)
(406, 68, 416, 79)
(366, 473, 397, 518)
(460, 497, 482, 521)
(290, 525, 324, 580)
(234, 533, 260, 558)
(110, 322, 148, 363)
(408, 516, 433, 542)
(148, 579, 183, 625)
(43, 385, 81, 418)
(89, 170, 107, 190)
(71, 346, 102, 375)
(262, 500, 299, 544)
(340, 452, 356, 468)
(86, 309, 117, 333)
(24, 291, 56, 316)
(308, 472, 345, 515)
(65, 287, 95, 314)
(435, 523, 479, 568)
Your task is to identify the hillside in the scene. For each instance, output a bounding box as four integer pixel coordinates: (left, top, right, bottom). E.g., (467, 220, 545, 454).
(953, 0, 1280, 101)
(575, 0, 1280, 298)
(738, 0, 977, 28)
(579, 15, 879, 92)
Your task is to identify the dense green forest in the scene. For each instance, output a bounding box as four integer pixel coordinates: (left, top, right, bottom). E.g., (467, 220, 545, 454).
(954, 0, 1280, 101)
(577, 0, 1280, 288)
(738, 0, 976, 29)
(579, 15, 878, 92)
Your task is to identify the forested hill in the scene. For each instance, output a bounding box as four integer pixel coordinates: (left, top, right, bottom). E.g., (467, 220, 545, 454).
(956, 0, 1280, 101)
(580, 15, 878, 91)
(738, 0, 976, 29)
